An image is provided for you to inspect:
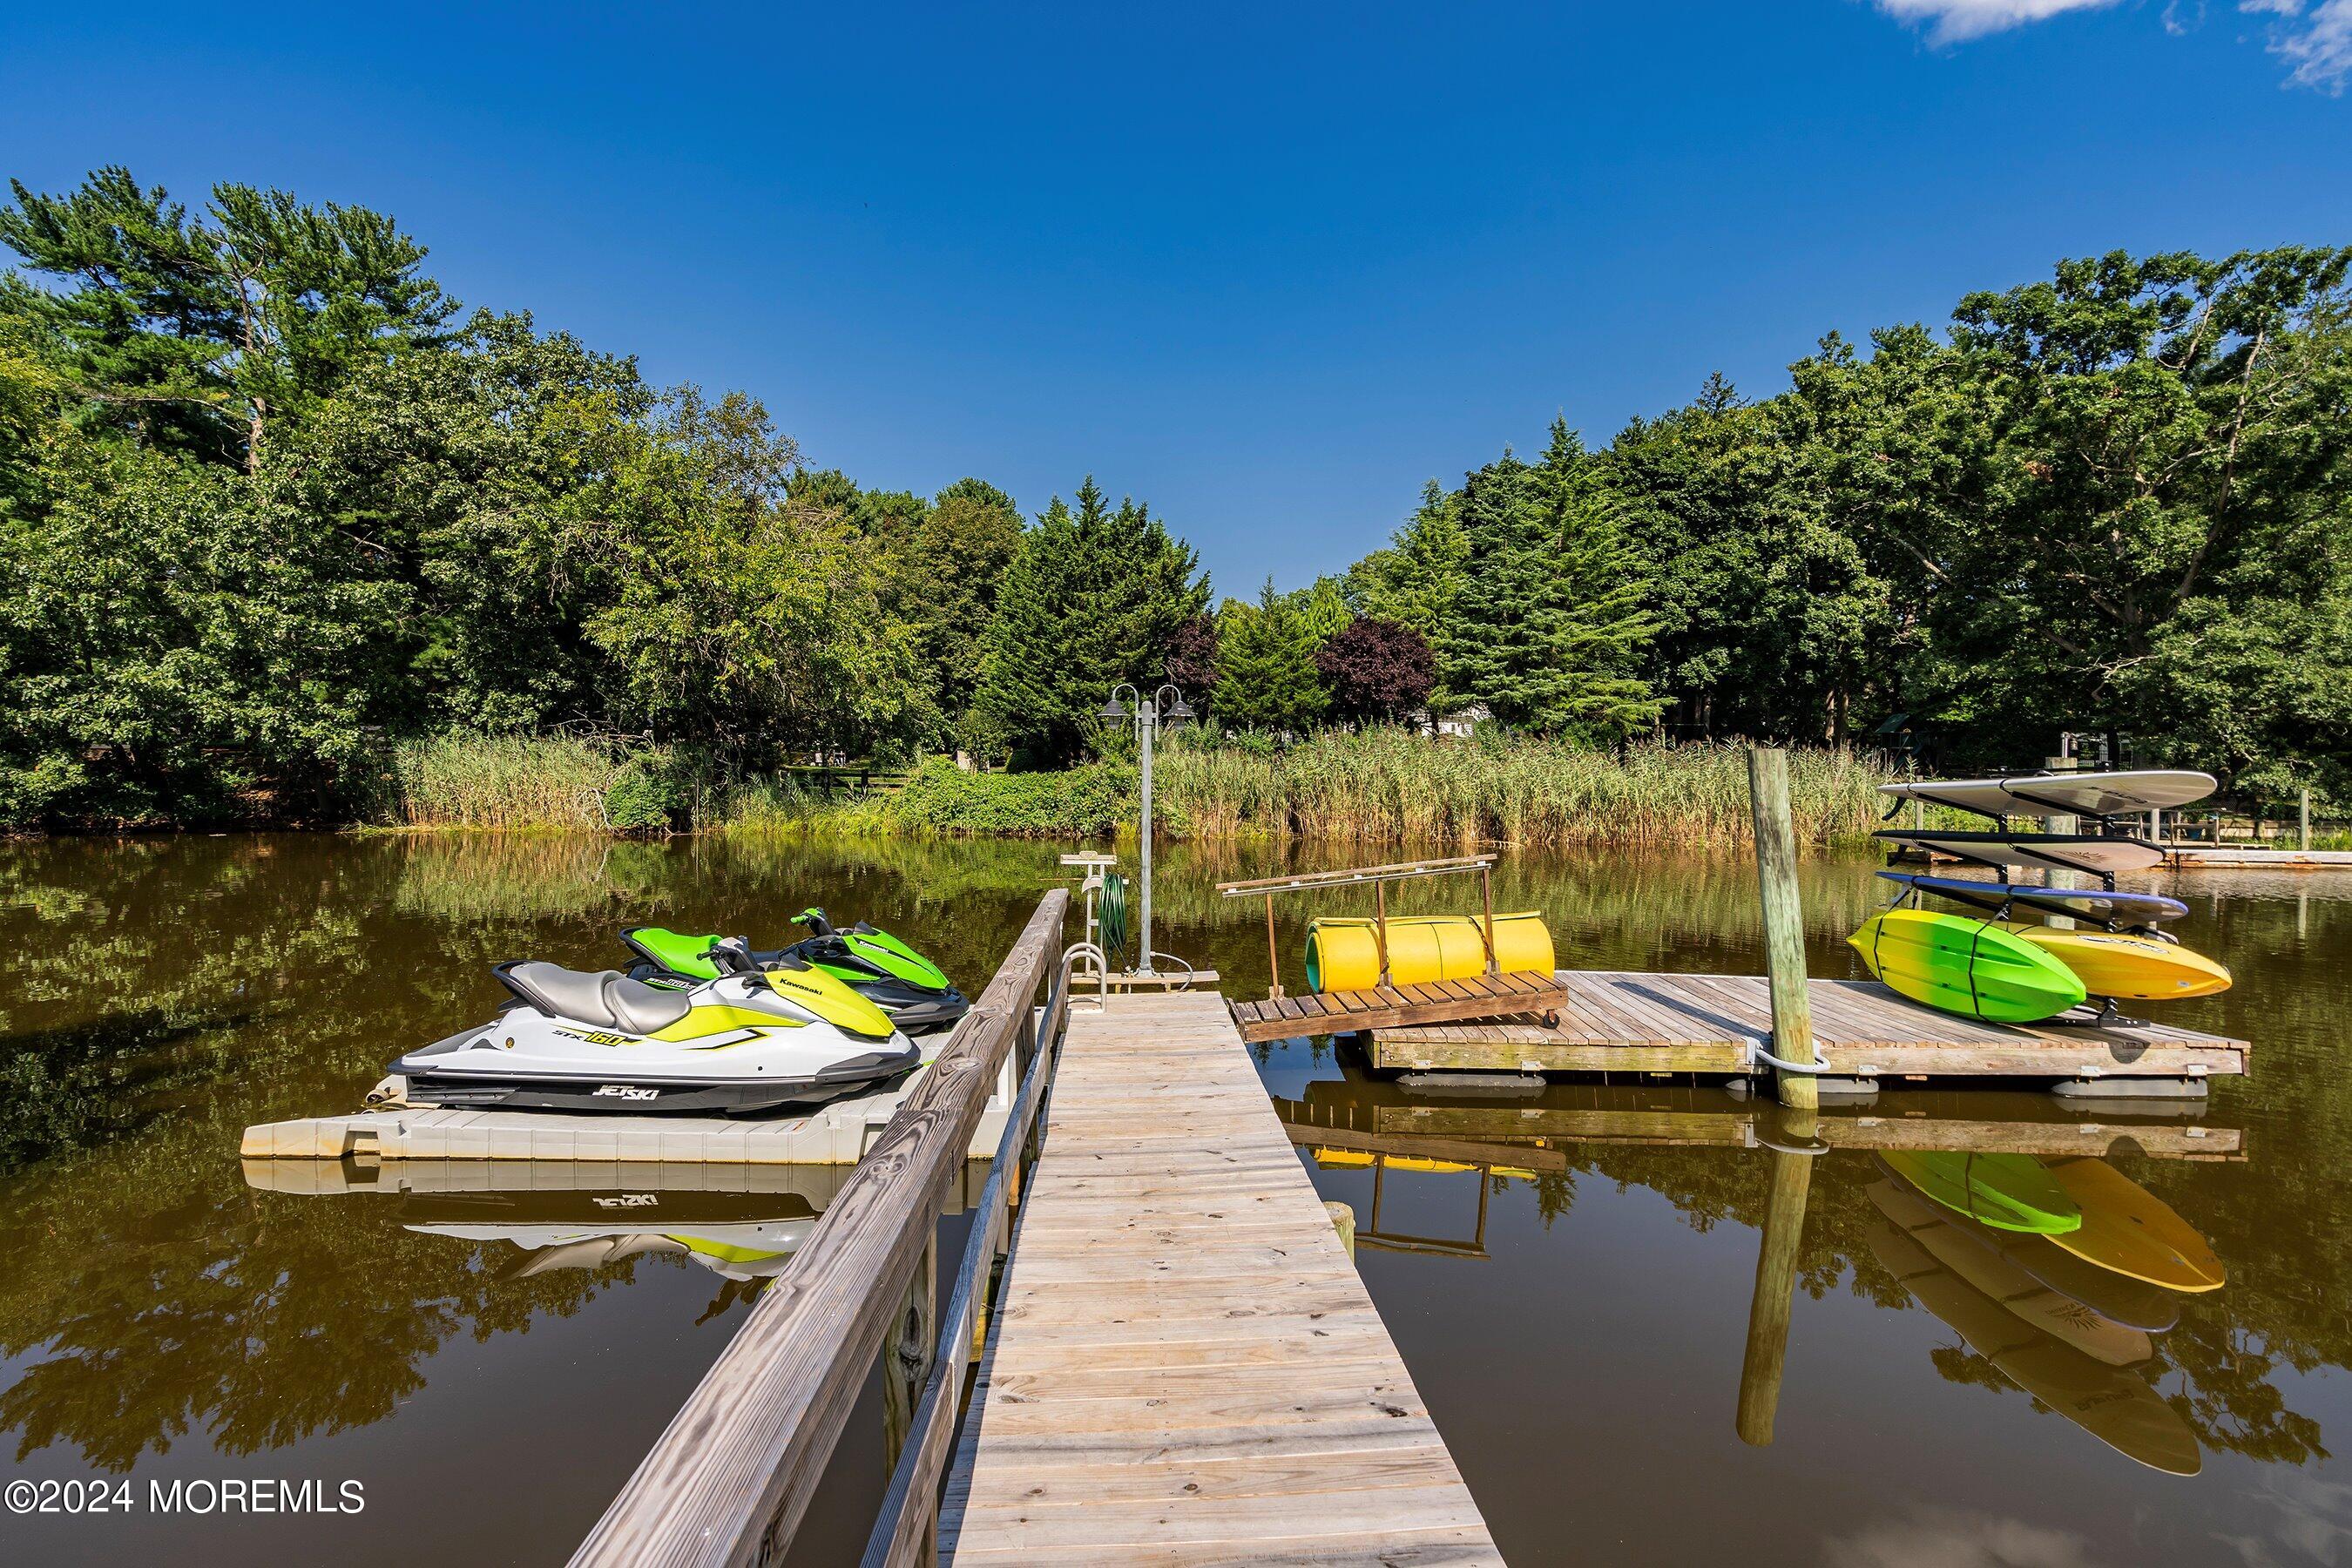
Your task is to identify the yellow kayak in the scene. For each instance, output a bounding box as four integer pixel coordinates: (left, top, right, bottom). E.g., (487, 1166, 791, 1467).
(2044, 1158, 2227, 1293)
(2001, 923, 2232, 1001)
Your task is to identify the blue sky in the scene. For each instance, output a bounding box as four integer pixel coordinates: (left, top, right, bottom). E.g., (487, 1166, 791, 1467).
(3, 2, 2346, 595)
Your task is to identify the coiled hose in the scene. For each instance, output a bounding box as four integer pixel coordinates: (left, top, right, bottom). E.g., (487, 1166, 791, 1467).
(1099, 871, 1130, 970)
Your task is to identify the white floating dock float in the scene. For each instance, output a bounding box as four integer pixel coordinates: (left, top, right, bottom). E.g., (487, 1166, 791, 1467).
(241, 1056, 1014, 1165)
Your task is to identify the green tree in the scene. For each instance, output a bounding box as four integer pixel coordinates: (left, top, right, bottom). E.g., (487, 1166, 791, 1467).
(911, 479, 1024, 749)
(578, 389, 924, 761)
(1921, 247, 2352, 787)
(265, 309, 652, 734)
(1348, 480, 1467, 641)
(0, 437, 403, 822)
(970, 477, 1210, 765)
(0, 167, 453, 472)
(1212, 579, 1328, 733)
(1438, 423, 1659, 735)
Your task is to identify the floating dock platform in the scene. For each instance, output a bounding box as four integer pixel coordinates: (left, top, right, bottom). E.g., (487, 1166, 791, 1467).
(939, 989, 1498, 1565)
(241, 1053, 1016, 1165)
(2166, 846, 2352, 869)
(1288, 970, 2245, 1092)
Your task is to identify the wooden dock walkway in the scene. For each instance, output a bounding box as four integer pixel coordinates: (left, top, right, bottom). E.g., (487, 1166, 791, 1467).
(939, 989, 1499, 1565)
(1354, 970, 2247, 1086)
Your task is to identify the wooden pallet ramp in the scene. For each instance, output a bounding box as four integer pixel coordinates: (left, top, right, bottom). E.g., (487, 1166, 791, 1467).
(1228, 969, 1569, 1044)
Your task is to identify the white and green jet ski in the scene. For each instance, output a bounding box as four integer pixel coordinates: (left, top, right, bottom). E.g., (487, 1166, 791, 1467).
(384, 940, 918, 1115)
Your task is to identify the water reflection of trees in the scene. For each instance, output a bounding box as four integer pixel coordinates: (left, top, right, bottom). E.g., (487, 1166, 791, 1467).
(0, 834, 2346, 1477)
(0, 1115, 648, 1470)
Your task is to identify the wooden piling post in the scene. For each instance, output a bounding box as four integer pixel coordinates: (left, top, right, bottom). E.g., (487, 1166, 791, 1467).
(1324, 1200, 1356, 1260)
(1374, 881, 1391, 987)
(881, 1235, 938, 1475)
(2302, 788, 2313, 852)
(1735, 1109, 1815, 1447)
(1747, 747, 1819, 1112)
(1265, 893, 1282, 998)
(1478, 864, 1499, 976)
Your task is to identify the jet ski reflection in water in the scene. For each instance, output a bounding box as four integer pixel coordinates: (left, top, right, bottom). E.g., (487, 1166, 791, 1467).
(382, 938, 918, 1115)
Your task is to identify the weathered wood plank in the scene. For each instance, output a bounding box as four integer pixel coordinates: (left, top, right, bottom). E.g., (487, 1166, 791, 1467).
(1233, 970, 1571, 1044)
(943, 990, 1494, 1564)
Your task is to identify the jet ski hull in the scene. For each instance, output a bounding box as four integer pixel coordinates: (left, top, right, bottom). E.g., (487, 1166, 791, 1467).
(389, 966, 920, 1116)
(396, 1043, 920, 1115)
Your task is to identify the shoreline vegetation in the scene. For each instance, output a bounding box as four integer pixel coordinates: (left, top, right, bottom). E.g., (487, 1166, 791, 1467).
(4, 168, 2344, 835)
(368, 728, 1914, 847)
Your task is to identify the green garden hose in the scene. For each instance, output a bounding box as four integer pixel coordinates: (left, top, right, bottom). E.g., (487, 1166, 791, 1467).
(1100, 871, 1130, 969)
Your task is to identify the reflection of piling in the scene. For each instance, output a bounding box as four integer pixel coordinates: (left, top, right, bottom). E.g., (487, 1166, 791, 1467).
(1747, 747, 1819, 1112)
(1736, 1109, 1816, 1447)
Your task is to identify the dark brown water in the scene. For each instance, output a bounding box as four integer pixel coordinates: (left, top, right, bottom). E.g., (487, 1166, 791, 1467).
(0, 835, 2345, 1565)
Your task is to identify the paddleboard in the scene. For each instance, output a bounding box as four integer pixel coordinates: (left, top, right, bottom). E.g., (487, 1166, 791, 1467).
(1921, 1188, 2183, 1331)
(1881, 770, 2216, 819)
(2043, 1158, 2227, 1293)
(1868, 1220, 2202, 1474)
(1848, 909, 2088, 1023)
(1880, 1150, 2082, 1234)
(1868, 1179, 2153, 1365)
(1876, 871, 2188, 926)
(1876, 831, 2167, 875)
(2002, 924, 2233, 1001)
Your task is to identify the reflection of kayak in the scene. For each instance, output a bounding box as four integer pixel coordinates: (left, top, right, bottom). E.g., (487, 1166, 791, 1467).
(2002, 924, 2234, 1002)
(2044, 1158, 2227, 1294)
(1881, 1151, 2082, 1234)
(1867, 1179, 2151, 1366)
(1867, 1220, 2201, 1475)
(1848, 910, 2086, 1023)
(1923, 1193, 2183, 1332)
(1309, 1148, 1537, 1180)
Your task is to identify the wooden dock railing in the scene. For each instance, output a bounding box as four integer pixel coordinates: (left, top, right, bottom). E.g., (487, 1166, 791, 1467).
(571, 889, 1068, 1568)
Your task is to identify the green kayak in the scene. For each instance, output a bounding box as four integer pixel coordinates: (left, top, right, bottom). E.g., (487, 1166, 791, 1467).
(1848, 909, 2086, 1023)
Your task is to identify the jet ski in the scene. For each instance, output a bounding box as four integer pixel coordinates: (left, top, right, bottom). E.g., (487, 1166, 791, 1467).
(621, 909, 970, 1034)
(383, 939, 918, 1115)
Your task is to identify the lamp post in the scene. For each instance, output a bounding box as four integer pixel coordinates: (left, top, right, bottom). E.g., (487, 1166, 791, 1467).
(1099, 684, 1193, 975)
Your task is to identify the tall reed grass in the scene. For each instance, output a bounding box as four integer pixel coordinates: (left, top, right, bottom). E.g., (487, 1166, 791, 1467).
(375, 733, 625, 830)
(1153, 728, 1901, 846)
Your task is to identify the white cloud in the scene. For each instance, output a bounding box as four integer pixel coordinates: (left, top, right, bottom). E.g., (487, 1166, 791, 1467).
(2240, 0, 2352, 91)
(1872, 0, 2123, 44)
(1822, 1506, 2106, 1568)
(1870, 0, 2352, 89)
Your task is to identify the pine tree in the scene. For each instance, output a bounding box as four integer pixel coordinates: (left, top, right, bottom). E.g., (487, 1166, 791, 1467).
(970, 477, 1210, 764)
(1436, 422, 1660, 736)
(1211, 579, 1327, 733)
(1353, 480, 1468, 641)
(0, 167, 453, 472)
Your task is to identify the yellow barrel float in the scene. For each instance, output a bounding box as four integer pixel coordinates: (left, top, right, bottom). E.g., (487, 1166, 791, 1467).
(1304, 912, 1555, 993)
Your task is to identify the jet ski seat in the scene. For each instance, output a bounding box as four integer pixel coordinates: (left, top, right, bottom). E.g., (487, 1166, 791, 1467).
(497, 961, 693, 1035)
